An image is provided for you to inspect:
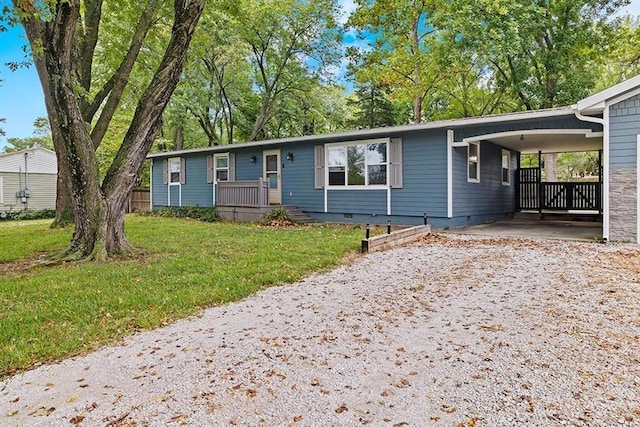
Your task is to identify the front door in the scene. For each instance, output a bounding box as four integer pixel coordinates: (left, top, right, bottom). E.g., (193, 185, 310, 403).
(263, 149, 281, 204)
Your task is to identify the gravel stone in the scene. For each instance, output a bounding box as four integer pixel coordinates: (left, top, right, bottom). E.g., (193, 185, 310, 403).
(1, 233, 639, 426)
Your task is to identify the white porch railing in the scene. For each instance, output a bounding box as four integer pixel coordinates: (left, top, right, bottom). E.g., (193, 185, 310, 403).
(215, 179, 269, 207)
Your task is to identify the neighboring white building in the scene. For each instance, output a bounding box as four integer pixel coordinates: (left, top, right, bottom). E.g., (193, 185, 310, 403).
(0, 147, 57, 212)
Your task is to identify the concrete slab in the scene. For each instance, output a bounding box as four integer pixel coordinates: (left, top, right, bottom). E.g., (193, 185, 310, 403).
(446, 219, 603, 242)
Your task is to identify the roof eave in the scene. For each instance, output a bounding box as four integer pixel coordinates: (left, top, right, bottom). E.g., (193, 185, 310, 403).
(146, 107, 576, 159)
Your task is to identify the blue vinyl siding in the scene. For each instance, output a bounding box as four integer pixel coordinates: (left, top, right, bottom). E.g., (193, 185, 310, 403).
(280, 143, 324, 212)
(151, 158, 168, 207)
(234, 147, 264, 181)
(391, 131, 448, 218)
(181, 155, 213, 206)
(609, 95, 640, 170)
(453, 141, 516, 218)
(327, 190, 387, 214)
(151, 155, 213, 207)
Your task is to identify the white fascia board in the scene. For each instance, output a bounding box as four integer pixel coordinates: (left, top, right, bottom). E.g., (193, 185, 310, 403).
(146, 108, 575, 159)
(462, 129, 603, 143)
(577, 74, 640, 112)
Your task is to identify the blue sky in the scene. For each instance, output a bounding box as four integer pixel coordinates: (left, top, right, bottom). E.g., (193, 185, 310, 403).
(0, 0, 638, 152)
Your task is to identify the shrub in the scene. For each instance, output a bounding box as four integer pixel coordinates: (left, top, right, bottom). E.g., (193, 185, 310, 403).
(140, 206, 222, 222)
(260, 207, 295, 227)
(0, 209, 56, 221)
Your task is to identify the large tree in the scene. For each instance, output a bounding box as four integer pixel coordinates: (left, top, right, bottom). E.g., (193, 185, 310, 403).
(12, 0, 205, 260)
(348, 0, 441, 123)
(435, 0, 629, 110)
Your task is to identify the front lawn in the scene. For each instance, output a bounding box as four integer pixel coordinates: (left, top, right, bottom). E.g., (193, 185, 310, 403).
(0, 216, 363, 377)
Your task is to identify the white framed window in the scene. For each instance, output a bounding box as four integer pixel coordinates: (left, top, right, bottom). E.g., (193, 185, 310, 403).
(168, 157, 181, 184)
(214, 154, 229, 182)
(327, 140, 388, 187)
(468, 142, 480, 182)
(502, 149, 510, 185)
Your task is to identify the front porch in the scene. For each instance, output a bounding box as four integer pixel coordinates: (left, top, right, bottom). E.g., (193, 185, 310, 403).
(214, 180, 314, 223)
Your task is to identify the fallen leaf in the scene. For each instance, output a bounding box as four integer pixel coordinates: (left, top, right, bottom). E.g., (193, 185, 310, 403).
(6, 411, 18, 417)
(246, 389, 257, 398)
(479, 324, 503, 332)
(442, 406, 457, 413)
(335, 403, 348, 414)
(67, 396, 77, 403)
(70, 414, 85, 425)
(9, 397, 19, 403)
(293, 415, 303, 422)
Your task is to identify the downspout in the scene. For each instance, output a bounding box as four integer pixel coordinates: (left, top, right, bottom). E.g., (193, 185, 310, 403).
(573, 108, 607, 241)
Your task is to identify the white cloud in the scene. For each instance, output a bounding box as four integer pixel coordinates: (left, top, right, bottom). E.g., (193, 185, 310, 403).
(337, 0, 357, 25)
(616, 0, 640, 17)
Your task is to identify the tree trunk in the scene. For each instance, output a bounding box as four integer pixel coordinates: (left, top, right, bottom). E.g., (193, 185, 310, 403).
(17, 0, 205, 260)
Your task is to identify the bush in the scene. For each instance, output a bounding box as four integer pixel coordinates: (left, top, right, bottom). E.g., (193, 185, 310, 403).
(260, 207, 295, 227)
(0, 209, 56, 221)
(139, 206, 222, 222)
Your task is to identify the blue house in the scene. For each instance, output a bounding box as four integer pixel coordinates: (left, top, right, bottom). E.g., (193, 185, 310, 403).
(148, 75, 640, 243)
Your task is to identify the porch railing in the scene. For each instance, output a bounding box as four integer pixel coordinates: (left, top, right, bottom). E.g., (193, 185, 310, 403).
(541, 182, 601, 211)
(215, 179, 269, 208)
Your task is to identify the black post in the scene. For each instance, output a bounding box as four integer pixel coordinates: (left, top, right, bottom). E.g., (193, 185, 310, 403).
(538, 150, 543, 214)
(365, 223, 370, 239)
(423, 212, 428, 225)
(387, 219, 391, 234)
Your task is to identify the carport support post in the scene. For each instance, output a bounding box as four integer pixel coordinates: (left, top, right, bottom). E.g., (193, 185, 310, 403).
(538, 150, 543, 215)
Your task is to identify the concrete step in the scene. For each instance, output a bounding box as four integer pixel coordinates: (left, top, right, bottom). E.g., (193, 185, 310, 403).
(281, 205, 316, 224)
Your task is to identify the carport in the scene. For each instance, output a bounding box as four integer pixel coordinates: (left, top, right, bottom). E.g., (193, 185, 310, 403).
(458, 127, 604, 241)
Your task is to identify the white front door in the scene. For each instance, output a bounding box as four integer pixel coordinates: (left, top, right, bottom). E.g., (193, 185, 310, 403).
(263, 149, 281, 204)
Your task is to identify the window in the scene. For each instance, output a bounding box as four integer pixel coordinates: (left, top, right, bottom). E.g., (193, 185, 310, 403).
(327, 141, 387, 187)
(168, 158, 181, 184)
(215, 154, 229, 182)
(468, 142, 479, 182)
(502, 149, 510, 185)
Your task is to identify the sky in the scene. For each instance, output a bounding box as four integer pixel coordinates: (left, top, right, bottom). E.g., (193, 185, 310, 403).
(0, 0, 638, 152)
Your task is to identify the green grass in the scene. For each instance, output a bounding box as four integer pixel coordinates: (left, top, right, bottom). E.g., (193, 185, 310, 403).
(0, 216, 363, 377)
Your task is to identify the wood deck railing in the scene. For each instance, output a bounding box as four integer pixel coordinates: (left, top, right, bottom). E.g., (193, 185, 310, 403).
(215, 180, 269, 207)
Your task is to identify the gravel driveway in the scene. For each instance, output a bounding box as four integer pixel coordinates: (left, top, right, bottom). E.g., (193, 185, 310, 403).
(1, 233, 639, 426)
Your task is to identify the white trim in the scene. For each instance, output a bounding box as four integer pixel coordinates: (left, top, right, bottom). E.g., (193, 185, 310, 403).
(149, 162, 153, 210)
(447, 129, 453, 218)
(167, 183, 182, 207)
(607, 86, 640, 109)
(501, 149, 511, 186)
(263, 149, 281, 205)
(462, 128, 603, 144)
(387, 187, 391, 216)
(467, 141, 480, 183)
(637, 135, 640, 244)
(451, 141, 467, 148)
(603, 105, 610, 241)
(326, 186, 388, 191)
(0, 176, 3, 204)
(325, 138, 390, 189)
(213, 153, 230, 182)
(147, 109, 575, 159)
(577, 74, 640, 112)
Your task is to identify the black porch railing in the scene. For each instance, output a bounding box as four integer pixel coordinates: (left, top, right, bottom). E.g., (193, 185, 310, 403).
(517, 167, 602, 212)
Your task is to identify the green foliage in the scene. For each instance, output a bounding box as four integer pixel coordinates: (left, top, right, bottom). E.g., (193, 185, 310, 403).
(2, 117, 53, 153)
(435, 0, 625, 111)
(348, 82, 411, 128)
(0, 209, 56, 222)
(140, 206, 222, 222)
(260, 207, 293, 225)
(0, 216, 362, 376)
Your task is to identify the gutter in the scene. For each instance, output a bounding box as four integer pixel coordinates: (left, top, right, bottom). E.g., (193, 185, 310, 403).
(573, 106, 608, 242)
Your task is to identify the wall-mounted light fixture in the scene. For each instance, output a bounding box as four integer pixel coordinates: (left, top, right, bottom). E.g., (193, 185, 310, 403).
(250, 155, 257, 164)
(286, 152, 294, 161)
